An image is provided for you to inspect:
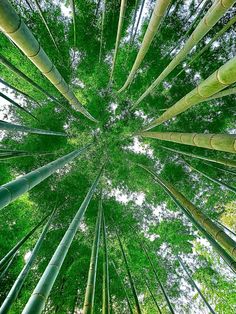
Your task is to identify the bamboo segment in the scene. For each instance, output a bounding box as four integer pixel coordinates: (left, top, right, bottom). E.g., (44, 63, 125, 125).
(137, 163, 236, 272)
(133, 0, 236, 108)
(139, 132, 236, 154)
(183, 159, 236, 194)
(102, 209, 110, 314)
(0, 0, 97, 122)
(145, 56, 236, 129)
(161, 146, 236, 168)
(22, 167, 103, 314)
(0, 120, 66, 136)
(0, 253, 17, 282)
(0, 215, 49, 270)
(129, 0, 138, 45)
(83, 200, 102, 314)
(99, 0, 106, 63)
(177, 256, 216, 314)
(132, 0, 146, 44)
(70, 0, 77, 46)
(109, 0, 127, 82)
(118, 0, 171, 92)
(0, 145, 91, 211)
(0, 209, 56, 314)
(116, 231, 142, 314)
(32, 0, 59, 51)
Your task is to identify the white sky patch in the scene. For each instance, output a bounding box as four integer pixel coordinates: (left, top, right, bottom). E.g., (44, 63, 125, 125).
(107, 102, 118, 115)
(24, 250, 32, 263)
(108, 184, 145, 206)
(124, 136, 154, 159)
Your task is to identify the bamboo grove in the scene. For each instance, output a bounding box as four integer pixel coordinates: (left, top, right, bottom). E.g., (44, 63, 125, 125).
(0, 0, 235, 313)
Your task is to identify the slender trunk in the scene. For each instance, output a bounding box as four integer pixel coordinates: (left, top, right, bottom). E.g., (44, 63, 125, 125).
(70, 0, 77, 46)
(161, 146, 236, 168)
(0, 253, 17, 282)
(0, 209, 56, 314)
(138, 131, 236, 154)
(83, 200, 103, 314)
(0, 120, 66, 137)
(137, 163, 236, 270)
(132, 0, 146, 44)
(144, 278, 162, 314)
(0, 0, 97, 122)
(133, 0, 236, 107)
(109, 0, 127, 83)
(118, 0, 171, 92)
(102, 208, 110, 314)
(0, 152, 54, 161)
(140, 242, 174, 314)
(111, 260, 133, 314)
(0, 214, 49, 270)
(213, 219, 236, 238)
(33, 0, 59, 51)
(183, 159, 236, 194)
(129, 0, 138, 46)
(95, 0, 101, 16)
(144, 55, 236, 128)
(0, 144, 91, 211)
(22, 166, 104, 314)
(116, 231, 142, 314)
(177, 255, 216, 314)
(99, 0, 106, 63)
(0, 78, 41, 107)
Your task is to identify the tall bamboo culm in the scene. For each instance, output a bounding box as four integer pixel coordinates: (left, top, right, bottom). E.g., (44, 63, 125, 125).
(0, 145, 91, 211)
(102, 208, 110, 314)
(138, 132, 236, 154)
(118, 0, 171, 92)
(83, 200, 103, 314)
(22, 166, 104, 314)
(0, 0, 96, 122)
(133, 0, 236, 108)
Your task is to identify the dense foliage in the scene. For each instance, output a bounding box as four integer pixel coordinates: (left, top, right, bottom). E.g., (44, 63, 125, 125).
(0, 0, 235, 313)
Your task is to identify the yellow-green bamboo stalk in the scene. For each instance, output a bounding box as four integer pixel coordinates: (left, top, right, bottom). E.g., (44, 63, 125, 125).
(109, 0, 127, 83)
(138, 131, 236, 154)
(118, 0, 171, 92)
(145, 55, 236, 129)
(83, 200, 102, 314)
(137, 164, 236, 263)
(102, 208, 110, 314)
(133, 0, 236, 108)
(161, 145, 236, 168)
(0, 0, 97, 122)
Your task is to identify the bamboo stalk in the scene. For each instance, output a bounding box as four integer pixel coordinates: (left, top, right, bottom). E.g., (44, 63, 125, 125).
(133, 0, 236, 108)
(0, 209, 56, 314)
(136, 163, 236, 273)
(144, 278, 162, 314)
(145, 55, 236, 129)
(0, 144, 91, 211)
(83, 200, 103, 314)
(102, 208, 110, 314)
(22, 166, 104, 314)
(118, 0, 171, 92)
(99, 0, 106, 63)
(132, 0, 146, 44)
(0, 253, 17, 282)
(138, 131, 236, 154)
(0, 0, 97, 122)
(70, 0, 77, 46)
(161, 145, 236, 168)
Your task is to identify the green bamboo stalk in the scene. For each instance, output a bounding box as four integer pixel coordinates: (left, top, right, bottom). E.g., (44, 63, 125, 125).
(118, 0, 171, 92)
(109, 0, 127, 83)
(0, 0, 97, 122)
(0, 91, 38, 120)
(161, 146, 236, 168)
(145, 55, 236, 129)
(140, 242, 175, 314)
(183, 158, 236, 194)
(133, 0, 236, 108)
(0, 151, 54, 161)
(0, 144, 91, 211)
(83, 200, 103, 314)
(176, 14, 236, 79)
(137, 164, 236, 263)
(111, 260, 133, 314)
(136, 163, 236, 273)
(0, 120, 66, 137)
(202, 161, 236, 175)
(102, 208, 110, 314)
(144, 278, 162, 314)
(0, 253, 17, 282)
(0, 209, 56, 314)
(129, 0, 138, 45)
(99, 0, 106, 63)
(131, 0, 146, 44)
(0, 54, 71, 114)
(213, 219, 236, 238)
(32, 0, 59, 51)
(116, 230, 142, 314)
(22, 166, 104, 314)
(0, 214, 49, 270)
(70, 0, 77, 46)
(177, 255, 216, 314)
(0, 78, 41, 107)
(138, 131, 236, 154)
